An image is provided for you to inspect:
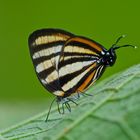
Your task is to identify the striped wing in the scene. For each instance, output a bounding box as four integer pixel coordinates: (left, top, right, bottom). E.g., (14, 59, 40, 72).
(58, 36, 106, 97)
(28, 29, 74, 96)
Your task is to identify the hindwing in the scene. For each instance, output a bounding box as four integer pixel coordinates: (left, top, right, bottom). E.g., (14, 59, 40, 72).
(28, 28, 74, 96)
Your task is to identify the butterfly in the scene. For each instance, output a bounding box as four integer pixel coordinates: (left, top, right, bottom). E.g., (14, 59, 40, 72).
(28, 28, 135, 121)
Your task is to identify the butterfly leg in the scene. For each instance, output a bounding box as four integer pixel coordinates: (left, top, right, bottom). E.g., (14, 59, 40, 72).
(56, 100, 65, 114)
(45, 97, 56, 122)
(57, 96, 66, 114)
(83, 93, 93, 97)
(77, 90, 93, 97)
(77, 92, 81, 99)
(65, 102, 71, 112)
(61, 103, 65, 114)
(57, 101, 61, 114)
(68, 98, 78, 106)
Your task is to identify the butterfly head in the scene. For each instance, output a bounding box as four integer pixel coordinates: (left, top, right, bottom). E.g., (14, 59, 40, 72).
(101, 35, 136, 67)
(101, 48, 116, 66)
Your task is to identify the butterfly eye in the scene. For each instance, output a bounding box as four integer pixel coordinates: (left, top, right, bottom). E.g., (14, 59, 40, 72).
(106, 52, 110, 55)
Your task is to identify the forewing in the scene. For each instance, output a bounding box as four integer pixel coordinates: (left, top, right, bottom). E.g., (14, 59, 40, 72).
(58, 36, 106, 95)
(28, 28, 74, 96)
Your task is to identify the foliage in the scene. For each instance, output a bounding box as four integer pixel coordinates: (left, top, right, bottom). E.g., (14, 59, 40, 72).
(1, 64, 140, 140)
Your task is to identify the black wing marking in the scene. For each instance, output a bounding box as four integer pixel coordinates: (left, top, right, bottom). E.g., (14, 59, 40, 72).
(28, 28, 74, 96)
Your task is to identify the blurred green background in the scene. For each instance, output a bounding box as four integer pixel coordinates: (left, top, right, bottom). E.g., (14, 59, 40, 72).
(0, 0, 140, 130)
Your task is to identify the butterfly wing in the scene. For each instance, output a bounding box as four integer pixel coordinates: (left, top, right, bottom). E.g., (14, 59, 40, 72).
(58, 36, 107, 97)
(28, 28, 74, 96)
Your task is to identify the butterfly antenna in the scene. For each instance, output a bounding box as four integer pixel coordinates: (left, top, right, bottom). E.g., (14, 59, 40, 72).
(113, 44, 137, 50)
(111, 35, 137, 50)
(112, 35, 126, 47)
(45, 97, 57, 122)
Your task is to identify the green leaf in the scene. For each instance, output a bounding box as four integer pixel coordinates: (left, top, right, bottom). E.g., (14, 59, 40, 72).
(1, 64, 140, 140)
